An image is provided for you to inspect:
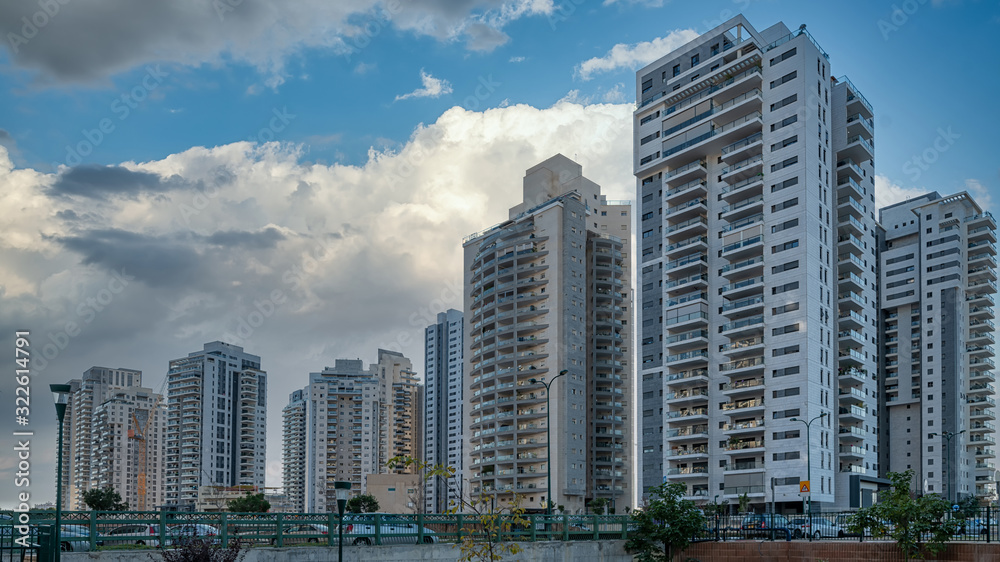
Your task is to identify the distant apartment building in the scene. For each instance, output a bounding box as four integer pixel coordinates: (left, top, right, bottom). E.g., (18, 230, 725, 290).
(164, 341, 267, 508)
(878, 192, 997, 502)
(60, 367, 165, 511)
(424, 309, 465, 513)
(634, 15, 880, 510)
(282, 350, 423, 513)
(463, 154, 633, 514)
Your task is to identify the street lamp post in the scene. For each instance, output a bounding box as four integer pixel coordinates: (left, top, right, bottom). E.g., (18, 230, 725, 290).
(790, 412, 827, 542)
(530, 369, 567, 517)
(930, 430, 965, 504)
(51, 384, 71, 561)
(334, 481, 351, 562)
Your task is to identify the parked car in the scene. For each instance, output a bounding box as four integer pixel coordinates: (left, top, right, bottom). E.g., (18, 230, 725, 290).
(105, 524, 161, 547)
(955, 518, 992, 537)
(740, 513, 792, 539)
(788, 516, 839, 539)
(59, 525, 104, 552)
(342, 515, 437, 545)
(273, 524, 329, 545)
(166, 524, 220, 546)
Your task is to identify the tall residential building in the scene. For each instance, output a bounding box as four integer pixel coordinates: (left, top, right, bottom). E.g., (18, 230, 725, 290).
(281, 389, 307, 513)
(282, 350, 423, 513)
(164, 341, 267, 508)
(424, 309, 465, 513)
(878, 192, 997, 502)
(60, 367, 165, 510)
(635, 15, 880, 511)
(463, 154, 633, 514)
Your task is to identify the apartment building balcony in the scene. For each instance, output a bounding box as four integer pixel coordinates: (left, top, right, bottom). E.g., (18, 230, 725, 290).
(838, 329, 866, 350)
(723, 486, 764, 500)
(664, 273, 709, 296)
(969, 303, 995, 319)
(842, 78, 874, 120)
(665, 310, 708, 331)
(838, 404, 867, 422)
(837, 271, 867, 294)
(836, 158, 866, 184)
(970, 421, 995, 434)
(838, 445, 866, 461)
(968, 224, 998, 244)
(664, 424, 709, 442)
(724, 460, 766, 474)
(663, 159, 708, 187)
(971, 408, 997, 421)
(665, 387, 709, 407)
(838, 424, 866, 441)
(839, 348, 867, 367)
(665, 368, 709, 388)
(665, 465, 709, 478)
(721, 397, 765, 416)
(969, 396, 997, 408)
(968, 265, 998, 283)
(665, 445, 709, 459)
(665, 216, 708, 240)
(665, 234, 708, 259)
(718, 315, 764, 338)
(719, 255, 764, 280)
(967, 345, 995, 359)
(666, 407, 709, 423)
(665, 348, 710, 368)
(720, 233, 764, 260)
(721, 377, 765, 398)
(724, 438, 764, 454)
(723, 418, 765, 435)
(660, 112, 762, 168)
(969, 331, 996, 346)
(974, 447, 996, 459)
(720, 294, 764, 318)
(968, 252, 998, 270)
(719, 275, 764, 299)
(719, 335, 765, 357)
(665, 291, 708, 311)
(837, 291, 867, 312)
(838, 386, 867, 406)
(837, 213, 867, 238)
(665, 329, 709, 352)
(845, 113, 874, 140)
(837, 251, 866, 276)
(665, 197, 708, 221)
(838, 309, 866, 331)
(665, 252, 708, 277)
(970, 368, 996, 382)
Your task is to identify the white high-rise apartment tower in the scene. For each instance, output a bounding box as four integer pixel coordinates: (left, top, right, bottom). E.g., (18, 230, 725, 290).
(878, 192, 997, 502)
(463, 154, 633, 514)
(164, 341, 267, 508)
(424, 309, 465, 513)
(59, 367, 165, 510)
(635, 16, 880, 511)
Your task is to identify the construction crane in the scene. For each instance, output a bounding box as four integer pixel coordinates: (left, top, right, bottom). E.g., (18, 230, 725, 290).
(129, 379, 166, 511)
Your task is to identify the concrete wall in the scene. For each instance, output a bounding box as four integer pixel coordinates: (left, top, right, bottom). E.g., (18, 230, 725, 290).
(683, 540, 1000, 562)
(64, 541, 632, 562)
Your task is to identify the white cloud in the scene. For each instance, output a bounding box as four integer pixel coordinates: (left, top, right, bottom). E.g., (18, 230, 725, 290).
(0, 98, 633, 503)
(874, 174, 930, 210)
(965, 179, 994, 212)
(353, 62, 376, 74)
(603, 83, 628, 103)
(576, 29, 699, 80)
(395, 70, 454, 101)
(509, 56, 526, 63)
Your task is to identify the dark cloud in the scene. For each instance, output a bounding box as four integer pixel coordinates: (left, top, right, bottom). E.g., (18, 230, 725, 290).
(56, 228, 203, 288)
(204, 227, 286, 249)
(464, 23, 510, 51)
(50, 165, 185, 198)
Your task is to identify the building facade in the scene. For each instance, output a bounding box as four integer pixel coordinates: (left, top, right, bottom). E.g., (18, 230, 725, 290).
(282, 351, 423, 513)
(635, 16, 880, 511)
(164, 341, 267, 508)
(60, 367, 165, 511)
(463, 154, 632, 514)
(424, 309, 465, 513)
(879, 192, 997, 502)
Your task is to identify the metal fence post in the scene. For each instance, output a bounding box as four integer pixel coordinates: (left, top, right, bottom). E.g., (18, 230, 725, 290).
(456, 513, 463, 543)
(276, 513, 283, 547)
(417, 513, 424, 544)
(562, 513, 569, 542)
(159, 510, 167, 547)
(593, 514, 599, 541)
(986, 506, 991, 544)
(89, 511, 98, 551)
(529, 514, 536, 542)
(374, 513, 382, 545)
(220, 513, 228, 547)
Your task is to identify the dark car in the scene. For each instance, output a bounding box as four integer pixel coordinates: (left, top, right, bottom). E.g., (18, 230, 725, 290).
(740, 513, 792, 539)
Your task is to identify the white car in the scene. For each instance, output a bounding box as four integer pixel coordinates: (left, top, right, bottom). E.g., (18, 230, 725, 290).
(341, 515, 437, 545)
(166, 524, 220, 546)
(105, 524, 162, 547)
(788, 516, 839, 539)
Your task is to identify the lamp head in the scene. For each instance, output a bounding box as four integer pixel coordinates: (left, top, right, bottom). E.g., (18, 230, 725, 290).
(529, 378, 538, 385)
(789, 418, 798, 422)
(559, 369, 568, 375)
(820, 412, 827, 417)
(50, 383, 71, 422)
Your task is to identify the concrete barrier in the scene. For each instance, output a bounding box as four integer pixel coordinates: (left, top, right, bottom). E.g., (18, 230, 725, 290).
(64, 540, 632, 561)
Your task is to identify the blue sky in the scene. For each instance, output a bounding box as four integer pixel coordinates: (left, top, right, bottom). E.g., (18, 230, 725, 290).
(0, 0, 998, 506)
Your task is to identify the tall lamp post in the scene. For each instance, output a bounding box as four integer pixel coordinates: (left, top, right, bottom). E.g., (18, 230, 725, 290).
(334, 481, 351, 562)
(930, 430, 965, 504)
(789, 412, 826, 542)
(530, 369, 567, 516)
(51, 384, 71, 561)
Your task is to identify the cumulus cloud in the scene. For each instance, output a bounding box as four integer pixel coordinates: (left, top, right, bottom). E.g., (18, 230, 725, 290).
(964, 178, 994, 211)
(395, 70, 454, 101)
(576, 29, 699, 80)
(0, 0, 553, 84)
(0, 98, 633, 504)
(874, 174, 930, 210)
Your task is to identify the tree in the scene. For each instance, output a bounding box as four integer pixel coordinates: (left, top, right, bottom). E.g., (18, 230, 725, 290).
(387, 455, 528, 562)
(625, 482, 705, 562)
(589, 498, 608, 515)
(346, 494, 380, 514)
(157, 538, 247, 562)
(847, 470, 959, 562)
(226, 491, 270, 513)
(81, 486, 128, 511)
